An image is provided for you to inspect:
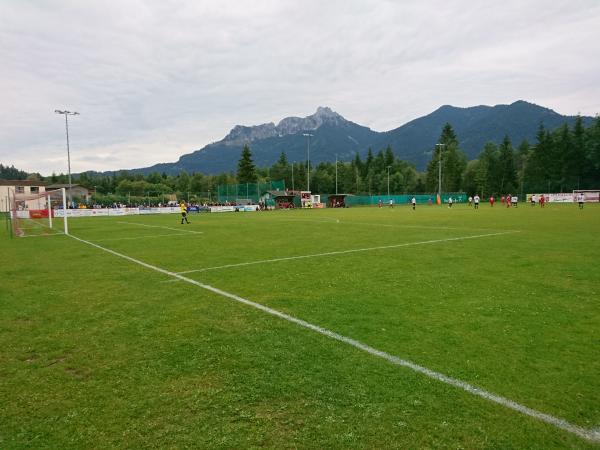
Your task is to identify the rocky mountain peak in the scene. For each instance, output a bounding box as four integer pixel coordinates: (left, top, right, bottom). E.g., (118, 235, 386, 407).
(223, 107, 347, 145)
(222, 122, 277, 145)
(277, 106, 346, 135)
(313, 106, 341, 119)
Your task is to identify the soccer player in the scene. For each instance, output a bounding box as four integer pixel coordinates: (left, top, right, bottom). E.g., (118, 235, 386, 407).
(531, 194, 537, 206)
(448, 197, 453, 208)
(578, 192, 585, 209)
(180, 201, 190, 224)
(389, 198, 394, 208)
(411, 197, 416, 210)
(474, 194, 480, 209)
(468, 196, 473, 206)
(489, 196, 495, 207)
(539, 194, 545, 208)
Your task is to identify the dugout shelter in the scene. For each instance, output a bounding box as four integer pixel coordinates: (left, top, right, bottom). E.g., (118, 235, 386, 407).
(263, 190, 298, 209)
(327, 194, 350, 208)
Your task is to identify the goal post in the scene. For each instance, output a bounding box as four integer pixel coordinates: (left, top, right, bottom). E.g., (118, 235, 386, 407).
(9, 187, 68, 237)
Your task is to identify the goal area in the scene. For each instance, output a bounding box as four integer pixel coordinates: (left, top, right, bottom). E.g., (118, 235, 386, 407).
(8, 188, 69, 237)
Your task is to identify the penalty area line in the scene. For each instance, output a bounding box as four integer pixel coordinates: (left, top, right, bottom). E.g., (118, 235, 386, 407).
(176, 231, 520, 275)
(66, 232, 599, 443)
(269, 217, 519, 233)
(93, 233, 196, 242)
(117, 221, 203, 234)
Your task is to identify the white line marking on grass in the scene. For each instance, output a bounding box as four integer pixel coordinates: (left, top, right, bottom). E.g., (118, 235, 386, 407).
(66, 232, 599, 443)
(20, 232, 64, 238)
(117, 221, 203, 234)
(272, 217, 518, 233)
(177, 231, 519, 275)
(93, 233, 194, 242)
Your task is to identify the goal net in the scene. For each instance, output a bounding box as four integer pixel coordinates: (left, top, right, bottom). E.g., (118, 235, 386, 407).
(9, 188, 68, 237)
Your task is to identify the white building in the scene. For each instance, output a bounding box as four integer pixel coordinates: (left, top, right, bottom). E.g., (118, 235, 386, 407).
(46, 184, 93, 203)
(0, 180, 48, 212)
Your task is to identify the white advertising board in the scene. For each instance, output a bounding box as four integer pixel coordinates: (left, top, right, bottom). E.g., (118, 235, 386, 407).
(548, 193, 575, 203)
(49, 205, 258, 218)
(210, 206, 236, 213)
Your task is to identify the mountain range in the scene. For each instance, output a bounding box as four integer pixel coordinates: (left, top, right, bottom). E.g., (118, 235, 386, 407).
(125, 101, 594, 175)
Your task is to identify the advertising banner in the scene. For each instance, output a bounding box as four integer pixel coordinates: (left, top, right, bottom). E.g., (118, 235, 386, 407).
(210, 206, 236, 213)
(548, 193, 574, 203)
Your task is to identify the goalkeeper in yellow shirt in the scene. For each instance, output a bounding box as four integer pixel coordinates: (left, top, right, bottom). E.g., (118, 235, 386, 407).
(180, 201, 190, 224)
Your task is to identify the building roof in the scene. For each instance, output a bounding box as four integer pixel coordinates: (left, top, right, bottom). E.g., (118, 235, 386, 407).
(46, 183, 88, 189)
(0, 180, 48, 186)
(266, 190, 296, 198)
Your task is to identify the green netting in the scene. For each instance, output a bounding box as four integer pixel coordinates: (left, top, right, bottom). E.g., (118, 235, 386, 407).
(217, 180, 285, 202)
(322, 193, 467, 206)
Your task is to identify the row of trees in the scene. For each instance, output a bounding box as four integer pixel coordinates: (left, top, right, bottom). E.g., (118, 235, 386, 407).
(0, 164, 30, 180)
(6, 117, 599, 201)
(237, 143, 426, 195)
(462, 117, 600, 197)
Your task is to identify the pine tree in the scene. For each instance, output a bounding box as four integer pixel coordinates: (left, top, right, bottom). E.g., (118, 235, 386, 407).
(498, 135, 517, 193)
(384, 145, 395, 167)
(353, 153, 363, 178)
(425, 123, 466, 192)
(363, 148, 374, 178)
(585, 117, 600, 185)
(475, 142, 498, 197)
(270, 151, 289, 184)
(237, 145, 257, 183)
(565, 117, 586, 189)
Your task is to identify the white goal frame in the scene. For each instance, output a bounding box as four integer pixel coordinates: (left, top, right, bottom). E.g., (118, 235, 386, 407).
(9, 187, 69, 237)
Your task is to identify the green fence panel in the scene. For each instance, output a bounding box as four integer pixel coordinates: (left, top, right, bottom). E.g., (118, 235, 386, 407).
(217, 180, 285, 203)
(343, 193, 467, 206)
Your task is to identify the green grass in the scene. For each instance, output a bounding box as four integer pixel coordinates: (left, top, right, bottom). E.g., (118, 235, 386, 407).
(1, 203, 599, 449)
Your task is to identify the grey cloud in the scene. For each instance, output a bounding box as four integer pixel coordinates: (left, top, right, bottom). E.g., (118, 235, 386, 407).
(1, 0, 599, 175)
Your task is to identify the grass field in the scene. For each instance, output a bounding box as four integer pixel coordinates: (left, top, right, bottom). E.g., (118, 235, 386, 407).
(1, 203, 599, 449)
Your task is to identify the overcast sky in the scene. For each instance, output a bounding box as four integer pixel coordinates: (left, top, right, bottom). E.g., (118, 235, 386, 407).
(1, 0, 599, 175)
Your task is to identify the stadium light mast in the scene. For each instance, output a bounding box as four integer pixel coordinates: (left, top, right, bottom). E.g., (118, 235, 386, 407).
(55, 109, 80, 205)
(387, 165, 392, 197)
(436, 143, 445, 203)
(335, 154, 338, 195)
(303, 133, 313, 191)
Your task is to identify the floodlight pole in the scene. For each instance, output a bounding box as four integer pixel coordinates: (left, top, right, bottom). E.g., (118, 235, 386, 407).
(335, 154, 338, 195)
(436, 143, 445, 202)
(55, 109, 79, 206)
(303, 133, 313, 191)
